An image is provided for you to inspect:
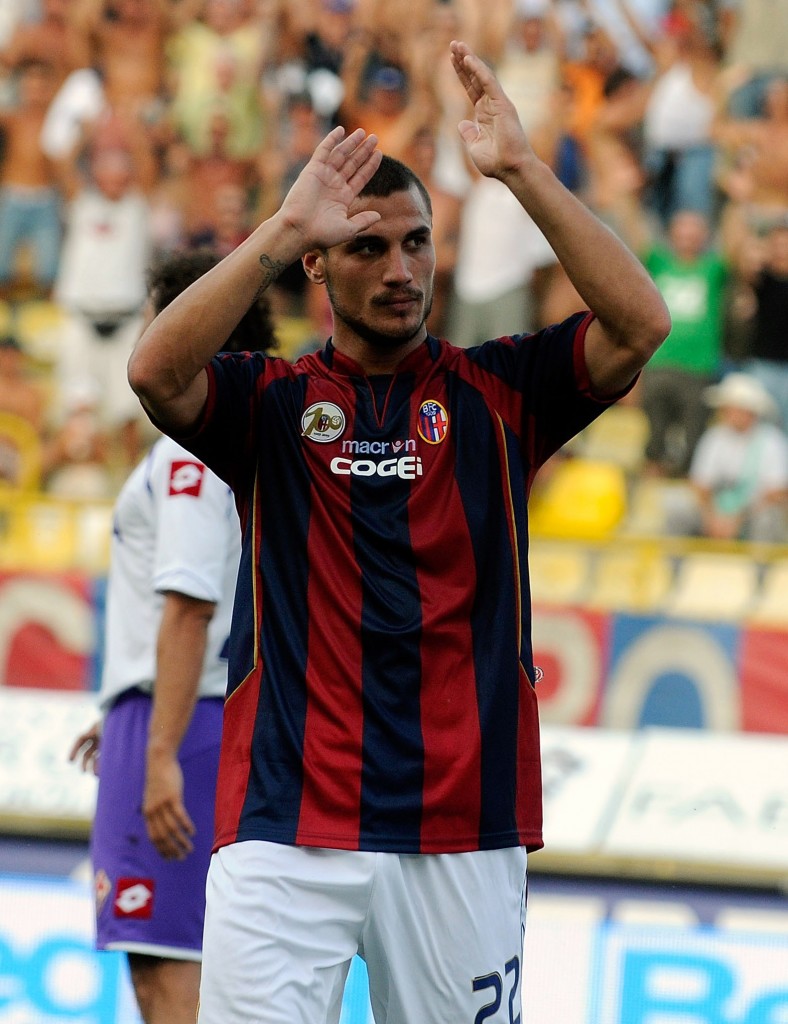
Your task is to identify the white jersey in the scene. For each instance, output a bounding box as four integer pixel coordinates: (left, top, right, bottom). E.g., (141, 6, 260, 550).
(99, 436, 241, 710)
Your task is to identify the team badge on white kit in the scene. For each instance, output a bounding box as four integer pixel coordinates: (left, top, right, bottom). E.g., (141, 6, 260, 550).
(301, 402, 346, 443)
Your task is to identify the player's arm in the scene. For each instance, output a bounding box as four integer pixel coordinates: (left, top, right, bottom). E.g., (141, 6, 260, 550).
(143, 590, 215, 861)
(127, 126, 383, 434)
(449, 40, 671, 396)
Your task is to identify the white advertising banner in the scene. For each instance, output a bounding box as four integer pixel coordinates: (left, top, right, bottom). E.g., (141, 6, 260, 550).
(3, 691, 788, 883)
(0, 873, 373, 1024)
(593, 923, 788, 1024)
(3, 868, 788, 1024)
(600, 728, 788, 871)
(523, 888, 788, 1024)
(0, 690, 97, 832)
(540, 726, 637, 852)
(0, 873, 140, 1023)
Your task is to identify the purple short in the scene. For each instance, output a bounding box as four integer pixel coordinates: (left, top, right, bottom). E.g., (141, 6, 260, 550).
(91, 688, 223, 960)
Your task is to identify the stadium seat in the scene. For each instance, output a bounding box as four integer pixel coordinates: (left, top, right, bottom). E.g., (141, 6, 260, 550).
(13, 299, 67, 364)
(748, 560, 788, 626)
(572, 404, 651, 475)
(0, 497, 78, 571)
(74, 501, 113, 572)
(663, 551, 760, 621)
(0, 301, 12, 336)
(623, 477, 697, 537)
(529, 458, 628, 540)
(587, 545, 674, 613)
(275, 316, 316, 361)
(529, 541, 591, 605)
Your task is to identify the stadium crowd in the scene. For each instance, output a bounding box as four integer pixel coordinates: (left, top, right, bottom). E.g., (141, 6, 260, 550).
(0, 0, 787, 541)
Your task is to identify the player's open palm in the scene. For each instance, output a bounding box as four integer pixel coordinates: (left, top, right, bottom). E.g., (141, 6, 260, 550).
(450, 40, 534, 181)
(279, 126, 383, 250)
(143, 752, 195, 861)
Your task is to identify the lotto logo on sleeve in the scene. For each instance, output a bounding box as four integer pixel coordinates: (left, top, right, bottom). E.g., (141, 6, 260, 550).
(114, 878, 155, 918)
(169, 460, 206, 497)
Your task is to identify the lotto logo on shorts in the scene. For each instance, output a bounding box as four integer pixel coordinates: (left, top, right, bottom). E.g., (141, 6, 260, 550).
(114, 878, 155, 918)
(169, 460, 206, 497)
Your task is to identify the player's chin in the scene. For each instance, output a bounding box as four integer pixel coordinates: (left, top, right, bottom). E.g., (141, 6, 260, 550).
(376, 303, 426, 335)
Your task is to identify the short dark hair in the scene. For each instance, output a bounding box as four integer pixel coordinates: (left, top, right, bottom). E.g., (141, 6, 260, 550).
(146, 249, 278, 354)
(359, 155, 432, 219)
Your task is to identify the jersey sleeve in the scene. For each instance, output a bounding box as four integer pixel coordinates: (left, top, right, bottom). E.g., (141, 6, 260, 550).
(469, 312, 635, 469)
(151, 443, 238, 603)
(174, 350, 272, 492)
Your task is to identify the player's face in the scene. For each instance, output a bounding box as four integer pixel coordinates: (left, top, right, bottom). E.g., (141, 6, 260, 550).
(312, 186, 435, 352)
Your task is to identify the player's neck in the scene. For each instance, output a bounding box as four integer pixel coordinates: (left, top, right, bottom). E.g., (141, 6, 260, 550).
(332, 328, 427, 375)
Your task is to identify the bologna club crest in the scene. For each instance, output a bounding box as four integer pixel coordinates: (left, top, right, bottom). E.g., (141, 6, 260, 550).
(417, 400, 449, 444)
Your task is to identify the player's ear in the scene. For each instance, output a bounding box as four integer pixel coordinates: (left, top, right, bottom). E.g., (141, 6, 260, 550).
(303, 250, 326, 285)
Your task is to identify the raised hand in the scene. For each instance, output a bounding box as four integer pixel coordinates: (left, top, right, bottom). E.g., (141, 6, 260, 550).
(278, 126, 383, 251)
(450, 40, 533, 181)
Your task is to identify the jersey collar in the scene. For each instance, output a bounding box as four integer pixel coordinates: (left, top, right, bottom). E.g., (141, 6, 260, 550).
(320, 336, 443, 377)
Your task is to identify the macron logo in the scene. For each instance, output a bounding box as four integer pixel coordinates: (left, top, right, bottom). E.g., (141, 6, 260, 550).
(169, 460, 205, 497)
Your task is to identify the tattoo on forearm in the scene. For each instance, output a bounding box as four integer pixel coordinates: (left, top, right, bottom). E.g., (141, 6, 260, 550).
(255, 253, 287, 299)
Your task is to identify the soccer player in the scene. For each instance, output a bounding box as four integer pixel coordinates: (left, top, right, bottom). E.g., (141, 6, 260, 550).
(69, 250, 276, 1024)
(127, 41, 670, 1024)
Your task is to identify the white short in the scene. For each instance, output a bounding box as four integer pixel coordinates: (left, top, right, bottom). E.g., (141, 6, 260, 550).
(56, 311, 145, 428)
(198, 841, 528, 1024)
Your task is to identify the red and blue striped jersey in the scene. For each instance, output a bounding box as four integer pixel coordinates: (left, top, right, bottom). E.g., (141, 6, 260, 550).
(179, 312, 620, 854)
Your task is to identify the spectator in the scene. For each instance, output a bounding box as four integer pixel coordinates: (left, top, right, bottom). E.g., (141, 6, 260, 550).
(53, 140, 154, 469)
(69, 0, 199, 125)
(640, 7, 721, 228)
(275, 0, 354, 125)
(640, 209, 729, 476)
(447, 172, 557, 346)
(166, 0, 270, 160)
(0, 333, 45, 433)
(401, 124, 462, 337)
(735, 216, 788, 429)
(38, 63, 108, 164)
(666, 372, 788, 542)
(0, 0, 82, 91)
(147, 134, 191, 255)
(41, 378, 113, 500)
(561, 17, 629, 152)
(0, 1, 26, 54)
(713, 74, 788, 225)
(177, 109, 258, 249)
(339, 33, 438, 163)
(720, 0, 788, 118)
(0, 58, 62, 300)
(0, 333, 47, 488)
(580, 74, 653, 280)
(255, 91, 328, 327)
(494, 0, 562, 137)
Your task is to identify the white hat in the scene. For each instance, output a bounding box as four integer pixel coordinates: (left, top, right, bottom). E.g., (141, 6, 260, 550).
(704, 373, 777, 419)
